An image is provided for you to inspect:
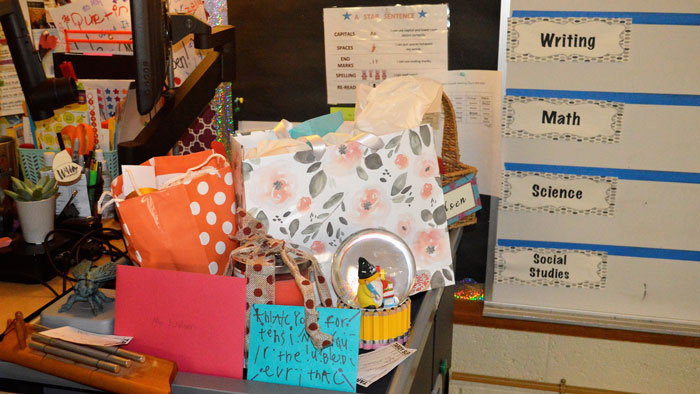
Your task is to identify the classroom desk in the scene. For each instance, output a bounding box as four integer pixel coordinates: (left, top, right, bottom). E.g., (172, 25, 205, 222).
(0, 229, 462, 393)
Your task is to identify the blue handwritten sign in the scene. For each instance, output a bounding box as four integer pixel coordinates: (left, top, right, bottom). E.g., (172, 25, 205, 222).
(247, 305, 361, 392)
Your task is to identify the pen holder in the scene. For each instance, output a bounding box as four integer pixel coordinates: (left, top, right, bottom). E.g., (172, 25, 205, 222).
(337, 299, 411, 350)
(18, 148, 119, 184)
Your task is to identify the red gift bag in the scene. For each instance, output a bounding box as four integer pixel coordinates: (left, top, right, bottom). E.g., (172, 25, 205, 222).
(108, 150, 238, 274)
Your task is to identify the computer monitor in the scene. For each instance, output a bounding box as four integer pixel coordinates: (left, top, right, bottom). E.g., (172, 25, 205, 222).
(129, 0, 168, 115)
(0, 0, 77, 121)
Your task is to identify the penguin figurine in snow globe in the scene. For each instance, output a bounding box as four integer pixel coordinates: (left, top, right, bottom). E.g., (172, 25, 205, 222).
(357, 257, 384, 309)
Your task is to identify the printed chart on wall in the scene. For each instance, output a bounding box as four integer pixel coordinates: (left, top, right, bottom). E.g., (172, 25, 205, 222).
(488, 0, 700, 333)
(323, 4, 448, 104)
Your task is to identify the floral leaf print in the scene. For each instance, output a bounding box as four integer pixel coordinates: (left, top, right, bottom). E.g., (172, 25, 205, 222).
(430, 270, 445, 289)
(293, 150, 316, 164)
(364, 153, 383, 170)
(307, 162, 322, 173)
(390, 173, 408, 196)
(419, 125, 431, 147)
(420, 209, 433, 222)
(435, 176, 442, 186)
(242, 162, 253, 182)
(385, 134, 402, 150)
(256, 210, 269, 230)
(356, 166, 368, 181)
(309, 170, 327, 198)
(409, 130, 422, 156)
(326, 222, 333, 237)
(323, 192, 344, 209)
(405, 197, 414, 204)
(279, 227, 288, 235)
(341, 201, 346, 212)
(442, 267, 454, 282)
(401, 185, 412, 194)
(316, 213, 330, 220)
(433, 205, 447, 226)
(289, 219, 300, 237)
(392, 195, 406, 203)
(339, 216, 348, 225)
(301, 222, 322, 235)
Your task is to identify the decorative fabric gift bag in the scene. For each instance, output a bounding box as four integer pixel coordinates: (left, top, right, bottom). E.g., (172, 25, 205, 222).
(230, 125, 454, 295)
(107, 150, 238, 275)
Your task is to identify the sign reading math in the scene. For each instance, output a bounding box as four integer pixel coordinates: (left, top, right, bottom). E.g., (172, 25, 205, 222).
(248, 304, 361, 392)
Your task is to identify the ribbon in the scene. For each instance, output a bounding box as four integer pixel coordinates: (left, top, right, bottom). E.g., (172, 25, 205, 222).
(228, 209, 334, 357)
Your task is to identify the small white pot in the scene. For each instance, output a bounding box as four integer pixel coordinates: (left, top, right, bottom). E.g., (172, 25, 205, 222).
(16, 195, 57, 244)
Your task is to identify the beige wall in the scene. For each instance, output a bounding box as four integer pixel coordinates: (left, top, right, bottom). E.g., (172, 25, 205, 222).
(450, 325, 700, 394)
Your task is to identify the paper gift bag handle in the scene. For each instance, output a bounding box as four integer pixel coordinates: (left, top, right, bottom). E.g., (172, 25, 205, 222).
(160, 152, 229, 189)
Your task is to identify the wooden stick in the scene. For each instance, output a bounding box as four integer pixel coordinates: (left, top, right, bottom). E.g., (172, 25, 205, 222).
(31, 333, 131, 367)
(29, 341, 121, 373)
(85, 344, 145, 363)
(14, 312, 26, 350)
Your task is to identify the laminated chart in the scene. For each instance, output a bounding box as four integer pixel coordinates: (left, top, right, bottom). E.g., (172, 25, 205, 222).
(490, 2, 700, 331)
(323, 4, 448, 104)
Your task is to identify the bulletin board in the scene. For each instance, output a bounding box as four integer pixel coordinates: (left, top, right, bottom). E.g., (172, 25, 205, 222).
(486, 0, 700, 335)
(228, 1, 501, 122)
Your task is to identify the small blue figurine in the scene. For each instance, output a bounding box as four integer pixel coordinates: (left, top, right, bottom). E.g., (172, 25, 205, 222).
(357, 257, 383, 309)
(59, 260, 116, 316)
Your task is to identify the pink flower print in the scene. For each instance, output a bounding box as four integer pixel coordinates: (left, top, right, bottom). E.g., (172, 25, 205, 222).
(311, 240, 326, 254)
(396, 213, 414, 237)
(394, 154, 408, 169)
(297, 196, 312, 213)
(255, 166, 298, 207)
(413, 229, 448, 266)
(414, 154, 438, 178)
(325, 141, 363, 176)
(349, 186, 390, 226)
(421, 183, 433, 200)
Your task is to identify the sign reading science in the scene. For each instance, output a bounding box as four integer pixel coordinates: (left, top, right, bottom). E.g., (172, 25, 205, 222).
(503, 173, 614, 213)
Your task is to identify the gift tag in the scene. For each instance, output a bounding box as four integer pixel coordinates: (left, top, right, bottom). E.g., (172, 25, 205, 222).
(52, 150, 83, 184)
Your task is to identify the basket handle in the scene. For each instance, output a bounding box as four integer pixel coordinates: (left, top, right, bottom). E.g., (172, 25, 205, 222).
(440, 92, 462, 172)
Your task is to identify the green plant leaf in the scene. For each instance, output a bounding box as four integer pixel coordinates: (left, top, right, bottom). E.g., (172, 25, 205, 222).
(32, 187, 44, 200)
(3, 190, 20, 201)
(36, 176, 49, 190)
(11, 177, 29, 194)
(41, 187, 58, 200)
(44, 178, 57, 193)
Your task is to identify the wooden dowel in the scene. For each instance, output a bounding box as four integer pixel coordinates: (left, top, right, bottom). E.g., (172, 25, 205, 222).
(14, 312, 26, 349)
(31, 333, 131, 367)
(86, 344, 145, 363)
(29, 341, 121, 373)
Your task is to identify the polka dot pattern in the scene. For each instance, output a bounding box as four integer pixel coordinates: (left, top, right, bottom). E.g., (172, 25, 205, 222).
(197, 181, 209, 195)
(208, 262, 218, 275)
(206, 212, 217, 225)
(214, 192, 226, 205)
(199, 232, 210, 245)
(190, 202, 200, 215)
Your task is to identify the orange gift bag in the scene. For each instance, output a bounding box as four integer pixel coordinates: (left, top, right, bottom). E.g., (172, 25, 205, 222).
(106, 150, 238, 275)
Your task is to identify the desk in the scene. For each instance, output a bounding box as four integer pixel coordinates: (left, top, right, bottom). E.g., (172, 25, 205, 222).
(0, 230, 461, 393)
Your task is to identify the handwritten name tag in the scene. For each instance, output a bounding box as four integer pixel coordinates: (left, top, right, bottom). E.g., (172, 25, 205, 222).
(443, 173, 481, 225)
(248, 304, 361, 392)
(52, 150, 83, 183)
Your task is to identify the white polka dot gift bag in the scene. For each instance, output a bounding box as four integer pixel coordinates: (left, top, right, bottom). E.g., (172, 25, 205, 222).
(107, 149, 238, 274)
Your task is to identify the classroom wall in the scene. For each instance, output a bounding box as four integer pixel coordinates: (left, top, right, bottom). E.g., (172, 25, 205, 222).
(450, 325, 700, 394)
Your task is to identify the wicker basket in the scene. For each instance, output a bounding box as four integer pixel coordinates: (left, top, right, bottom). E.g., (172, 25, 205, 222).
(439, 92, 478, 229)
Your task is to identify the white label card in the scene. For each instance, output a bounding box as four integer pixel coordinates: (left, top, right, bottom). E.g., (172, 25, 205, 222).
(506, 175, 610, 211)
(512, 19, 626, 58)
(509, 101, 618, 138)
(501, 250, 603, 284)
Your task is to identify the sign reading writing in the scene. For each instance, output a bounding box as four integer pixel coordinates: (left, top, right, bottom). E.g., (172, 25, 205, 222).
(248, 304, 361, 393)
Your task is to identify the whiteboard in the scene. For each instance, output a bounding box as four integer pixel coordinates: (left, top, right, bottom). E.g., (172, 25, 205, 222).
(487, 0, 700, 334)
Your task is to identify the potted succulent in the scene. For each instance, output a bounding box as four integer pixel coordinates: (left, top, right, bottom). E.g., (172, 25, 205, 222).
(3, 176, 58, 244)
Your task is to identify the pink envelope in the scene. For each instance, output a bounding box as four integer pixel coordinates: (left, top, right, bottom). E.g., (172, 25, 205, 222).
(115, 265, 246, 378)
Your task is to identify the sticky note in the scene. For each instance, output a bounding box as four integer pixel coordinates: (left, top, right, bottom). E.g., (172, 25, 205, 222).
(330, 107, 355, 121)
(247, 304, 361, 392)
(115, 265, 246, 378)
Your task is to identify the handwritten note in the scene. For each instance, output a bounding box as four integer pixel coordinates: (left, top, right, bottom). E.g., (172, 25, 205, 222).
(41, 326, 132, 346)
(356, 342, 416, 387)
(247, 304, 361, 392)
(48, 0, 132, 54)
(114, 265, 246, 378)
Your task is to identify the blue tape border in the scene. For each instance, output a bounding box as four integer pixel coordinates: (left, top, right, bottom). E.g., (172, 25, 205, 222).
(511, 11, 700, 26)
(498, 239, 700, 262)
(504, 163, 700, 184)
(505, 89, 700, 107)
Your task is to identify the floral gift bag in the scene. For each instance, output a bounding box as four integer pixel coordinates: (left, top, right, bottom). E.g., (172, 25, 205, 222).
(230, 125, 454, 295)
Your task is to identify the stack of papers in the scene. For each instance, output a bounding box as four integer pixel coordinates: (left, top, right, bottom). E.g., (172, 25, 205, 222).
(356, 342, 416, 387)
